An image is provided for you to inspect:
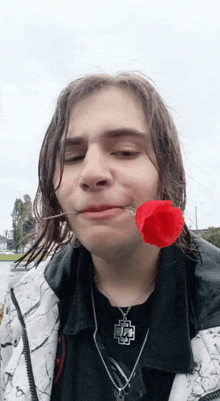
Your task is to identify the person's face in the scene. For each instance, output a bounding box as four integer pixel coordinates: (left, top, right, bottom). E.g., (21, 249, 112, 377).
(54, 87, 160, 258)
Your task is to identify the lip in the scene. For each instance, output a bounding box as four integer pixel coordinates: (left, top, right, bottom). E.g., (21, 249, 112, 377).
(82, 207, 124, 219)
(81, 205, 122, 213)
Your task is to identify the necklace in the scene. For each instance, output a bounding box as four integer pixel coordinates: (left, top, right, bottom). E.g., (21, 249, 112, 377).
(114, 305, 135, 345)
(91, 286, 149, 400)
(94, 272, 154, 346)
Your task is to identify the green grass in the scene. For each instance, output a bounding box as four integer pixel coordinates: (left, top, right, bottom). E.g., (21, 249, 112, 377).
(0, 254, 28, 261)
(0, 254, 45, 261)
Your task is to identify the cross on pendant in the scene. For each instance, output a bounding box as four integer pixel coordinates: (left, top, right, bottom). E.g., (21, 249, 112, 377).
(114, 318, 135, 345)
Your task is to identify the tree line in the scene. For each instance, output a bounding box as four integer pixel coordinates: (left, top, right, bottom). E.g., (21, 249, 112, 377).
(11, 194, 36, 253)
(199, 227, 220, 249)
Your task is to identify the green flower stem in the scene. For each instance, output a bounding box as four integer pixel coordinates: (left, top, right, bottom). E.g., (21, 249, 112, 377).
(123, 206, 137, 216)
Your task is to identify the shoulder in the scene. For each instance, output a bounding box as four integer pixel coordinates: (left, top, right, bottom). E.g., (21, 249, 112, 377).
(193, 234, 220, 269)
(4, 261, 59, 317)
(192, 235, 220, 285)
(190, 235, 220, 330)
(0, 261, 60, 345)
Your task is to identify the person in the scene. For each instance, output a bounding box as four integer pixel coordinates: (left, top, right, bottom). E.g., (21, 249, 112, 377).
(0, 72, 220, 401)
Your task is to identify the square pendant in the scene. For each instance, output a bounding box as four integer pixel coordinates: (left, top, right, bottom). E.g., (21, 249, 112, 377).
(114, 318, 135, 345)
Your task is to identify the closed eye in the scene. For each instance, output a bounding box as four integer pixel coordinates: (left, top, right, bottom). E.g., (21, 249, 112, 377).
(64, 155, 85, 164)
(64, 151, 140, 164)
(113, 151, 140, 158)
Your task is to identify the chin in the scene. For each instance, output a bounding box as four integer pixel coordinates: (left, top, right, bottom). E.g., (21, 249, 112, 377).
(80, 235, 117, 252)
(79, 233, 141, 260)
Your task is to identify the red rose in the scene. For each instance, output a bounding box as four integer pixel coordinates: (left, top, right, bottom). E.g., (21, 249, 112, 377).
(135, 200, 184, 248)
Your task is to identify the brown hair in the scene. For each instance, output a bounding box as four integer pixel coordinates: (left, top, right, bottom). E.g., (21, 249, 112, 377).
(20, 72, 198, 265)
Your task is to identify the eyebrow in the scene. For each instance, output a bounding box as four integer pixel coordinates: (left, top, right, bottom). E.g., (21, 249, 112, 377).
(62, 129, 148, 148)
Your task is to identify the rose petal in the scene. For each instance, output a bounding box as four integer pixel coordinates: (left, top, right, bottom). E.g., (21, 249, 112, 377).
(135, 200, 184, 248)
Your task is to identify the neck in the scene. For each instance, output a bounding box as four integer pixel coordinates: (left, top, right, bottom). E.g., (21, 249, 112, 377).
(92, 243, 161, 307)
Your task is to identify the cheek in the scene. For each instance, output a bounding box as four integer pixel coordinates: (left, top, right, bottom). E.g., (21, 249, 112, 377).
(124, 160, 159, 191)
(55, 181, 70, 209)
(55, 171, 79, 213)
(141, 175, 160, 199)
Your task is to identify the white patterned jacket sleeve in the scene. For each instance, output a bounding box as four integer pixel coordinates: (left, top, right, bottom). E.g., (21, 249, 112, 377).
(0, 264, 60, 401)
(0, 288, 15, 401)
(169, 327, 220, 401)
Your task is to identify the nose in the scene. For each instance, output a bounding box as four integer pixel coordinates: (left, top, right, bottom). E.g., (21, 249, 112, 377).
(79, 146, 112, 191)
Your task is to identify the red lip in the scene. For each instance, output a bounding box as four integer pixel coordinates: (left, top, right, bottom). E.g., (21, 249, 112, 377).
(82, 205, 122, 213)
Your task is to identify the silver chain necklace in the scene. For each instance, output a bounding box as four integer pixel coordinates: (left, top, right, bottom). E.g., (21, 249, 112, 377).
(91, 286, 149, 400)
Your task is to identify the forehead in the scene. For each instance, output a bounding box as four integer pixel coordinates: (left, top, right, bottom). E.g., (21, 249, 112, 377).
(64, 87, 149, 145)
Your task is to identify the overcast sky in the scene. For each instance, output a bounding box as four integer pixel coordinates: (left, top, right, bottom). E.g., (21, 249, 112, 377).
(0, 0, 220, 235)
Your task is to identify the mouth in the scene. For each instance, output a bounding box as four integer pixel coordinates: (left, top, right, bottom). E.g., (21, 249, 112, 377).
(81, 207, 124, 219)
(82, 205, 122, 213)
